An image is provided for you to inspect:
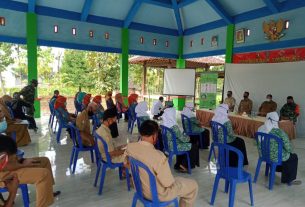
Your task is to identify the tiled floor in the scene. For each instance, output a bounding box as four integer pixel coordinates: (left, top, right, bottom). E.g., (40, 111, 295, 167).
(11, 114, 305, 207)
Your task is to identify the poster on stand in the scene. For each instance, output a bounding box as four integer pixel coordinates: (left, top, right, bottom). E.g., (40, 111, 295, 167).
(200, 73, 218, 109)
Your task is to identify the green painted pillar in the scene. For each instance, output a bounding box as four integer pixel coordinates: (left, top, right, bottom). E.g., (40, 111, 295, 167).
(26, 12, 40, 118)
(173, 36, 186, 111)
(120, 28, 129, 105)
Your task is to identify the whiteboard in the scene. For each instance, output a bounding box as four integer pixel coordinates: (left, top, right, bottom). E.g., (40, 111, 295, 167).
(163, 69, 195, 96)
(224, 62, 305, 137)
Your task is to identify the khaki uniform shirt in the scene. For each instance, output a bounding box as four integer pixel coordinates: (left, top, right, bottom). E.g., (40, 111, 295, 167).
(258, 100, 277, 116)
(238, 98, 253, 114)
(224, 97, 236, 112)
(126, 141, 177, 201)
(76, 109, 91, 134)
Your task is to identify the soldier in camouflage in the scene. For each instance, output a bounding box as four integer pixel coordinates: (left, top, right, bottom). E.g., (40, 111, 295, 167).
(20, 79, 38, 118)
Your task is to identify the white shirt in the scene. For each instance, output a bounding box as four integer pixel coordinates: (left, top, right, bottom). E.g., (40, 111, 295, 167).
(152, 100, 163, 115)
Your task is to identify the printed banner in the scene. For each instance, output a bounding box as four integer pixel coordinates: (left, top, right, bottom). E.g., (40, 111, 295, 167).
(233, 47, 305, 63)
(200, 73, 218, 109)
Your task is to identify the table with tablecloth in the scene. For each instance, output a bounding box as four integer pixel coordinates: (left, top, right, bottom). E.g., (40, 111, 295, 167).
(196, 109, 296, 139)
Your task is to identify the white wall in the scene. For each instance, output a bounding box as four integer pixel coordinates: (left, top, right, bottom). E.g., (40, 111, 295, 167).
(224, 62, 305, 137)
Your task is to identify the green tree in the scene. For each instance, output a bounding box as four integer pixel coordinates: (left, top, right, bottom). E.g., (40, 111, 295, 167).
(0, 43, 14, 94)
(38, 47, 54, 83)
(12, 44, 27, 84)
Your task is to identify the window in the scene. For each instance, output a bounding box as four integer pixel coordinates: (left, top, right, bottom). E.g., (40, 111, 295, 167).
(201, 38, 204, 45)
(0, 17, 5, 26)
(105, 32, 109, 39)
(140, 36, 144, 44)
(54, 25, 59, 33)
(153, 39, 157, 45)
(89, 30, 94, 38)
(190, 40, 193, 47)
(165, 40, 169, 47)
(72, 28, 77, 35)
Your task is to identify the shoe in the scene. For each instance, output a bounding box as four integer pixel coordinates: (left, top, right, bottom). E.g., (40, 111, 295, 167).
(288, 180, 302, 186)
(53, 191, 61, 197)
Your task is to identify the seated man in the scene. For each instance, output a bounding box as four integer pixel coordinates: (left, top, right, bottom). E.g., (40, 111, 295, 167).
(238, 91, 253, 115)
(258, 94, 277, 117)
(258, 112, 301, 185)
(126, 120, 198, 207)
(50, 90, 59, 104)
(224, 91, 236, 112)
(151, 96, 164, 120)
(11, 92, 38, 131)
(0, 135, 60, 207)
(280, 96, 300, 124)
(76, 102, 97, 147)
(96, 108, 126, 163)
(0, 153, 18, 207)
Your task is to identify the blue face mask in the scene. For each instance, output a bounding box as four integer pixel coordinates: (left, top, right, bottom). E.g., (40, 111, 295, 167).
(0, 119, 7, 133)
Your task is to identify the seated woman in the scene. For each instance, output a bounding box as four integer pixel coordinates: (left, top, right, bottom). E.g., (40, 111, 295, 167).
(105, 92, 115, 109)
(128, 93, 138, 119)
(0, 96, 31, 147)
(76, 91, 87, 111)
(115, 93, 128, 121)
(96, 108, 126, 163)
(258, 112, 301, 185)
(0, 135, 60, 207)
(162, 108, 199, 172)
(135, 101, 150, 124)
(182, 103, 210, 149)
(54, 95, 76, 124)
(212, 104, 248, 166)
(92, 95, 105, 120)
(11, 92, 38, 131)
(82, 94, 91, 111)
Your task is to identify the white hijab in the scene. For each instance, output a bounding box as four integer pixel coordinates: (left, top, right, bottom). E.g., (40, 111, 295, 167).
(258, 112, 279, 133)
(135, 101, 149, 117)
(212, 104, 230, 124)
(162, 107, 177, 128)
(182, 102, 195, 118)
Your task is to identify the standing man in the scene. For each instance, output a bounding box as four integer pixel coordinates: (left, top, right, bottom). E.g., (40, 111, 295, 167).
(238, 91, 253, 115)
(258, 94, 277, 117)
(152, 96, 164, 120)
(224, 91, 236, 112)
(20, 79, 38, 117)
(280, 96, 300, 124)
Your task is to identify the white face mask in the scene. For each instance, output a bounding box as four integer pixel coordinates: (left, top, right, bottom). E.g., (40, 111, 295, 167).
(0, 119, 8, 133)
(267, 99, 271, 102)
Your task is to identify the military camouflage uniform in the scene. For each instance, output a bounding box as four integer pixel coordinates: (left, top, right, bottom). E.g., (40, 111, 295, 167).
(280, 103, 299, 123)
(20, 84, 36, 117)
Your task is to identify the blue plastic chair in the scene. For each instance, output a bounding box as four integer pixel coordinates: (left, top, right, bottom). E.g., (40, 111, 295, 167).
(68, 123, 96, 174)
(129, 157, 179, 207)
(54, 109, 70, 143)
(160, 125, 191, 174)
(127, 108, 137, 134)
(48, 101, 56, 132)
(92, 114, 102, 133)
(181, 114, 205, 149)
(74, 99, 82, 116)
(0, 184, 30, 207)
(253, 132, 283, 190)
(93, 132, 130, 195)
(208, 121, 228, 162)
(210, 143, 254, 207)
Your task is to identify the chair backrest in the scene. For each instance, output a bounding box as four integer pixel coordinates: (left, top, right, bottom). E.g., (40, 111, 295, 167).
(210, 121, 227, 144)
(5, 103, 14, 119)
(129, 157, 160, 204)
(129, 104, 137, 121)
(74, 99, 82, 113)
(93, 131, 112, 164)
(160, 125, 178, 154)
(255, 132, 283, 164)
(216, 143, 244, 179)
(181, 114, 193, 134)
(49, 101, 55, 114)
(92, 114, 101, 132)
(68, 123, 85, 149)
(54, 109, 66, 125)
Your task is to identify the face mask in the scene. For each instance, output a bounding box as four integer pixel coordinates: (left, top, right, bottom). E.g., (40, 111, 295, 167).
(0, 119, 8, 133)
(243, 96, 248, 99)
(267, 99, 271, 102)
(227, 94, 231, 97)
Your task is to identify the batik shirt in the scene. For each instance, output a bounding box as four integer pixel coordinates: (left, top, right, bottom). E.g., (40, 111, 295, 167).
(167, 125, 191, 152)
(280, 103, 299, 123)
(20, 85, 35, 104)
(217, 121, 236, 144)
(188, 117, 205, 133)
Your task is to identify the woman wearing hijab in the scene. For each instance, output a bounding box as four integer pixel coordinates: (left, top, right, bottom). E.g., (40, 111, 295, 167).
(92, 95, 105, 120)
(162, 107, 199, 172)
(135, 101, 150, 124)
(105, 92, 115, 109)
(182, 103, 210, 149)
(212, 104, 248, 166)
(54, 95, 76, 124)
(128, 93, 138, 120)
(104, 92, 119, 138)
(258, 112, 300, 185)
(0, 95, 31, 147)
(82, 94, 91, 111)
(115, 93, 128, 121)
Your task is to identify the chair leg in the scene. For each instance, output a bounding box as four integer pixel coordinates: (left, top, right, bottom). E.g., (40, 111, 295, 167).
(228, 180, 237, 207)
(54, 120, 58, 134)
(98, 165, 107, 195)
(208, 142, 215, 162)
(130, 121, 135, 134)
(186, 153, 192, 174)
(248, 176, 254, 206)
(269, 164, 277, 190)
(90, 150, 94, 163)
(168, 153, 173, 166)
(199, 134, 204, 149)
(131, 194, 138, 207)
(173, 198, 179, 207)
(56, 126, 62, 143)
(125, 168, 131, 191)
(94, 163, 101, 187)
(225, 180, 229, 193)
(48, 115, 52, 125)
(119, 166, 123, 180)
(210, 175, 220, 205)
(265, 163, 270, 177)
(69, 148, 75, 169)
(254, 159, 262, 183)
(72, 150, 79, 174)
(20, 184, 30, 207)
